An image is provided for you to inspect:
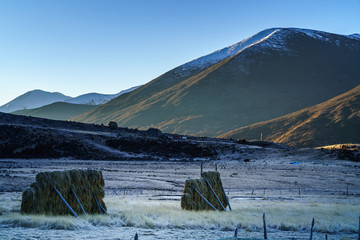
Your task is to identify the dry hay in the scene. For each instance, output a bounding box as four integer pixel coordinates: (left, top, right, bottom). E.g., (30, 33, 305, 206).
(181, 171, 228, 211)
(21, 169, 106, 215)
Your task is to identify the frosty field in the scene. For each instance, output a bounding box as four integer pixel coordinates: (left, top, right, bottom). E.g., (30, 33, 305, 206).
(1, 146, 360, 239)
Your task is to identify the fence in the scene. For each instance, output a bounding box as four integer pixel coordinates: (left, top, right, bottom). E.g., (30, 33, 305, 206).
(106, 186, 360, 197)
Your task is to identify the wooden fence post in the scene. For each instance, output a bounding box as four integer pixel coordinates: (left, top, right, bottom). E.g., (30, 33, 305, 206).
(310, 218, 315, 240)
(263, 213, 267, 239)
(358, 216, 360, 240)
(201, 162, 203, 176)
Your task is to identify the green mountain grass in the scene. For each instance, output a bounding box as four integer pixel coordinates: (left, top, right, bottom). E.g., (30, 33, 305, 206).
(12, 102, 98, 121)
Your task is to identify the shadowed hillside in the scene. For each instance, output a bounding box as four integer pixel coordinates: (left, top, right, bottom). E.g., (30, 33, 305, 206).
(73, 28, 360, 137)
(220, 85, 360, 148)
(12, 102, 98, 121)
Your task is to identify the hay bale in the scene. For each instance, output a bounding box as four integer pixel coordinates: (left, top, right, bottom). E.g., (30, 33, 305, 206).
(21, 169, 106, 215)
(181, 171, 228, 211)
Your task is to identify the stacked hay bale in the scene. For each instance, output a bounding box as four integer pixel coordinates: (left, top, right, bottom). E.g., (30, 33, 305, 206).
(181, 171, 228, 211)
(21, 169, 106, 215)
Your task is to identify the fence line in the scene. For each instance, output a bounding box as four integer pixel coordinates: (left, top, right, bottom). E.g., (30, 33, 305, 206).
(106, 187, 360, 197)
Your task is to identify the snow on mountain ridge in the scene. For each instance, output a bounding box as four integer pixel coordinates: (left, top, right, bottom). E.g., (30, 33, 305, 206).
(176, 28, 280, 75)
(292, 28, 328, 40)
(348, 33, 360, 40)
(63, 85, 141, 105)
(175, 28, 360, 77)
(63, 93, 115, 105)
(290, 28, 360, 41)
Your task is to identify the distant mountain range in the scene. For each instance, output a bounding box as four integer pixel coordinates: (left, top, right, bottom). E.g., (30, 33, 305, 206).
(220, 85, 360, 147)
(73, 28, 360, 140)
(63, 86, 140, 105)
(0, 86, 141, 113)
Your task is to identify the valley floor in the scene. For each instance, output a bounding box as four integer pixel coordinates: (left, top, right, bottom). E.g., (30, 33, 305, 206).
(1, 146, 360, 239)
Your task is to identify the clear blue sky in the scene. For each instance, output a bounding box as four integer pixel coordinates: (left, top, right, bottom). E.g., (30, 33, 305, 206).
(0, 0, 359, 105)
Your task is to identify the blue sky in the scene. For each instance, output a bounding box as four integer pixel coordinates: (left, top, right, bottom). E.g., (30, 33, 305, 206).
(0, 0, 359, 105)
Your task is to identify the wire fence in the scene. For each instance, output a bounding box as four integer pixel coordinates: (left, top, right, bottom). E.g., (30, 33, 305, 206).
(106, 186, 360, 197)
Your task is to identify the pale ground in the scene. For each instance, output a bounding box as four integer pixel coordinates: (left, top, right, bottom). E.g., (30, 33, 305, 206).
(1, 145, 359, 196)
(1, 145, 360, 239)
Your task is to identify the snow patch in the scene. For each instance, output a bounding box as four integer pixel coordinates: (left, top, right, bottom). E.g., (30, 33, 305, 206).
(348, 33, 360, 40)
(175, 28, 281, 77)
(63, 85, 141, 105)
(295, 28, 326, 40)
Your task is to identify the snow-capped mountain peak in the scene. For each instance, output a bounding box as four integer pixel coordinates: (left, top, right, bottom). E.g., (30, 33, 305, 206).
(178, 28, 280, 72)
(175, 27, 360, 77)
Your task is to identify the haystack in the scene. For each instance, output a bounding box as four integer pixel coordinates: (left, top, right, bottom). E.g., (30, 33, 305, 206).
(21, 169, 106, 215)
(181, 171, 228, 211)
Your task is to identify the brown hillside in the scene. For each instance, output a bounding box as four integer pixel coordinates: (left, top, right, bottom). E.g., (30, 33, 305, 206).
(73, 28, 360, 137)
(220, 85, 360, 148)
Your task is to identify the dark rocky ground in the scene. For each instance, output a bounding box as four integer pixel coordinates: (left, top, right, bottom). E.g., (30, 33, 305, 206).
(0, 112, 358, 161)
(0, 112, 231, 160)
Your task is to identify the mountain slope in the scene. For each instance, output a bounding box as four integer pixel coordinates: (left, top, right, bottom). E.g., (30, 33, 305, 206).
(220, 85, 360, 148)
(74, 29, 282, 116)
(0, 90, 70, 113)
(12, 102, 98, 121)
(63, 86, 141, 105)
(73, 28, 360, 137)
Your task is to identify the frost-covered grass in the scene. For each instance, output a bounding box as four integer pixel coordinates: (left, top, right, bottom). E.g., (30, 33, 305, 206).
(1, 193, 359, 240)
(105, 196, 359, 233)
